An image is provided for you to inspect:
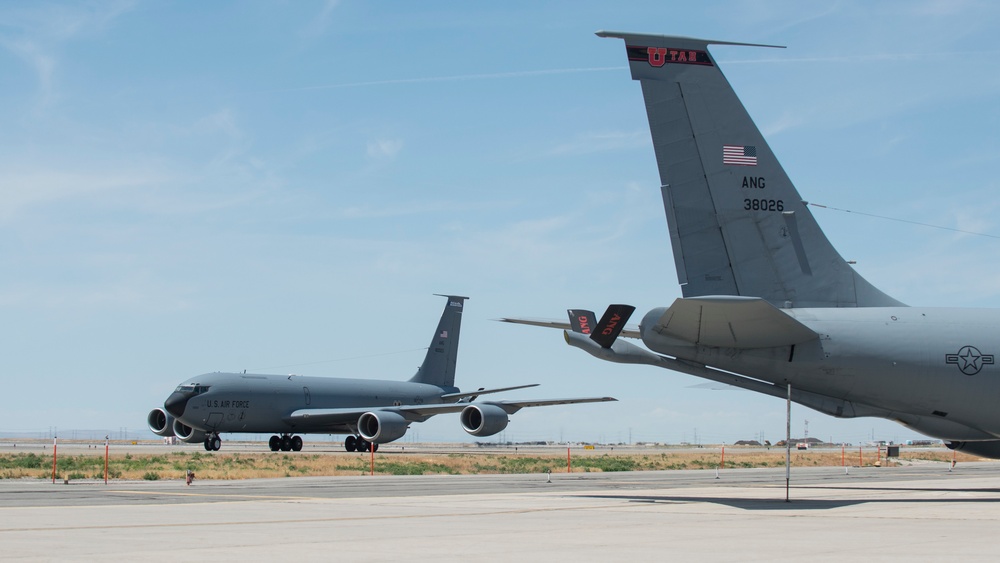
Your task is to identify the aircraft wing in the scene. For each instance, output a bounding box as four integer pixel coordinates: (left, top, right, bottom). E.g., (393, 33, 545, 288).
(287, 396, 617, 424)
(489, 396, 617, 414)
(286, 407, 374, 425)
(394, 396, 617, 417)
(286, 404, 466, 425)
(654, 296, 818, 348)
(498, 316, 641, 339)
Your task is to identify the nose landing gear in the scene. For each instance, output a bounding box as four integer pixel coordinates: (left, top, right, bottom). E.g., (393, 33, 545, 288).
(203, 433, 222, 451)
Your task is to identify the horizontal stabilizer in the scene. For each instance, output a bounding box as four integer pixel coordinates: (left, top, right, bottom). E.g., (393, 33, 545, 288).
(440, 383, 539, 401)
(595, 30, 785, 49)
(498, 316, 641, 339)
(653, 296, 818, 349)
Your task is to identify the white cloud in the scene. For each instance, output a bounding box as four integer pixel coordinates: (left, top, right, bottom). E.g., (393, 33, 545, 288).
(760, 111, 805, 137)
(546, 130, 648, 157)
(0, 1, 135, 108)
(0, 38, 56, 106)
(367, 138, 403, 159)
(301, 0, 340, 40)
(0, 168, 165, 220)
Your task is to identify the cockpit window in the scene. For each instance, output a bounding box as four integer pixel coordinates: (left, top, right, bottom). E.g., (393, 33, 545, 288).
(175, 384, 210, 394)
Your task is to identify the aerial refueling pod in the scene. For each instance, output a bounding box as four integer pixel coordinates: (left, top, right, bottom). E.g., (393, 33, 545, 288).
(172, 419, 207, 444)
(147, 408, 175, 437)
(460, 404, 509, 437)
(358, 411, 410, 444)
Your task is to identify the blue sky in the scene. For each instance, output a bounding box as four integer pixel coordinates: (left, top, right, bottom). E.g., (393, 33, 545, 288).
(3, 1, 1000, 445)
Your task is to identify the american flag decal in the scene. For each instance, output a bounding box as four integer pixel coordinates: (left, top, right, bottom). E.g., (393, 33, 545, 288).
(439, 330, 448, 338)
(723, 145, 757, 166)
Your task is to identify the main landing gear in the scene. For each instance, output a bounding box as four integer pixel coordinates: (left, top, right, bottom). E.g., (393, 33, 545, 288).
(344, 435, 378, 453)
(203, 433, 222, 451)
(268, 434, 303, 452)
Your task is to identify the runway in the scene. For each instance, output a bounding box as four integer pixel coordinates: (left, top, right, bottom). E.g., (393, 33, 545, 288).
(3, 463, 999, 561)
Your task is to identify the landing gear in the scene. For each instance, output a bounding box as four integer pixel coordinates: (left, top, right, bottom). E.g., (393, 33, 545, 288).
(203, 434, 221, 451)
(344, 435, 378, 452)
(268, 434, 303, 452)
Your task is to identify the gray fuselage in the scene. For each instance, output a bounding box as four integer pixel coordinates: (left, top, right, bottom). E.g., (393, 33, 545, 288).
(642, 306, 1000, 441)
(166, 372, 458, 435)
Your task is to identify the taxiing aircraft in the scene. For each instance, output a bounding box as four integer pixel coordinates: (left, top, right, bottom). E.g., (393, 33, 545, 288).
(503, 31, 1000, 458)
(149, 295, 615, 451)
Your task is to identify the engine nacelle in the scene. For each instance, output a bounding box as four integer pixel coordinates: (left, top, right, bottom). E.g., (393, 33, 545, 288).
(946, 440, 1000, 459)
(358, 411, 410, 444)
(460, 403, 509, 437)
(172, 419, 207, 443)
(147, 408, 175, 437)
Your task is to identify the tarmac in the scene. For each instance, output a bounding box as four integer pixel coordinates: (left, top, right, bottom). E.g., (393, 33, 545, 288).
(3, 462, 999, 561)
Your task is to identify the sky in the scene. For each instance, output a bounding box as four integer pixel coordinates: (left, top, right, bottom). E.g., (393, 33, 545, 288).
(3, 1, 1000, 446)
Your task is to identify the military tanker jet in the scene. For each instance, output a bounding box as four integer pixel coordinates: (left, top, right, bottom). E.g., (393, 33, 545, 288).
(502, 31, 1000, 458)
(148, 295, 614, 452)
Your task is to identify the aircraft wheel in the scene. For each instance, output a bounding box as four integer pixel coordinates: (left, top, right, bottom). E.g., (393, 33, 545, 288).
(345, 435, 357, 452)
(203, 439, 212, 451)
(357, 438, 369, 453)
(291, 436, 303, 451)
(280, 435, 292, 451)
(372, 443, 379, 453)
(210, 436, 222, 451)
(268, 435, 280, 451)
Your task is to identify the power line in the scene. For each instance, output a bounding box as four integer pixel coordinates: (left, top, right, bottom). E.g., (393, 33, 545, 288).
(805, 201, 1000, 240)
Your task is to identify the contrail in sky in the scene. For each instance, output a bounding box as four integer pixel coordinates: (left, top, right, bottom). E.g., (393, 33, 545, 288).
(258, 50, 1000, 94)
(256, 66, 626, 94)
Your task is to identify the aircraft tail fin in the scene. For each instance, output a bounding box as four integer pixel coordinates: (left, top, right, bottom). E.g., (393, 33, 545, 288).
(597, 31, 902, 308)
(409, 295, 468, 388)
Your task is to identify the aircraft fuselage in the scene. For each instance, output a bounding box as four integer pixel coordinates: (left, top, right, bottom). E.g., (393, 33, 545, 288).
(641, 306, 1000, 441)
(166, 372, 457, 435)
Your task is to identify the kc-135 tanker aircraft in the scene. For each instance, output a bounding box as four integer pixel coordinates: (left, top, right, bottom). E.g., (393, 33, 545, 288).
(149, 295, 614, 451)
(504, 31, 1000, 458)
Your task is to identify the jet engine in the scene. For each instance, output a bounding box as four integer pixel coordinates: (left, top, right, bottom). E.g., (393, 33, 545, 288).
(172, 419, 207, 443)
(147, 408, 175, 437)
(946, 440, 1000, 459)
(460, 404, 509, 437)
(358, 411, 410, 444)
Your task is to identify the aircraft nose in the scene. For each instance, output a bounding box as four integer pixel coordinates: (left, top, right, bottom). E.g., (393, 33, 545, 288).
(164, 391, 191, 418)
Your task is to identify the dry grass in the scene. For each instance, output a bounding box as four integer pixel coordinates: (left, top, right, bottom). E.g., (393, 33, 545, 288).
(0, 446, 983, 481)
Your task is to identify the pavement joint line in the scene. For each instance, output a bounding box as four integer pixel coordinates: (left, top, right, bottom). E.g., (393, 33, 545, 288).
(0, 502, 622, 534)
(107, 490, 310, 501)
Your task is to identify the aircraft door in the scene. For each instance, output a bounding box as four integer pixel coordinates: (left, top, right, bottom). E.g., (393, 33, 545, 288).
(303, 386, 311, 406)
(206, 412, 224, 430)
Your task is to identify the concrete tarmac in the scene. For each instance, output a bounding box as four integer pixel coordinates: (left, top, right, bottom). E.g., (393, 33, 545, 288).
(2, 463, 999, 561)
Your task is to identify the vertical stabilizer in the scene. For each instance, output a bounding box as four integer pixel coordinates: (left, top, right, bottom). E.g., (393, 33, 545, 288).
(597, 31, 902, 308)
(409, 295, 468, 387)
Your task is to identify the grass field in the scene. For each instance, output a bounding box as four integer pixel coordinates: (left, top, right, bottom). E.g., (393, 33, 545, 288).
(0, 446, 982, 481)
